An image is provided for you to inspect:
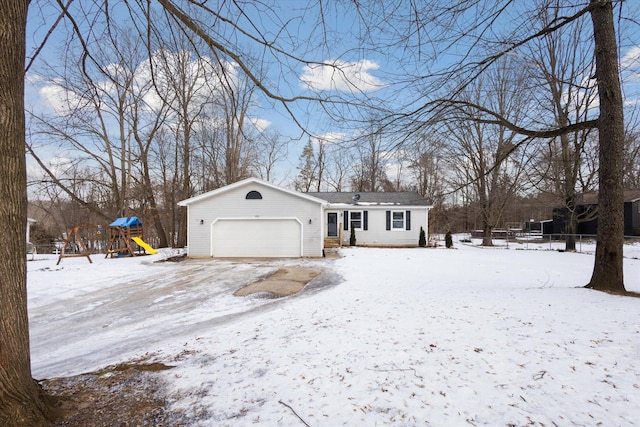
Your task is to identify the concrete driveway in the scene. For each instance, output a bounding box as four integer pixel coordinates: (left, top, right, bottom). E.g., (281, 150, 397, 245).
(28, 255, 341, 379)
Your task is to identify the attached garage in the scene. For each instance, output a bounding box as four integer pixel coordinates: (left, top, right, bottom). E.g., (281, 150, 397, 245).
(211, 218, 302, 257)
(178, 178, 326, 258)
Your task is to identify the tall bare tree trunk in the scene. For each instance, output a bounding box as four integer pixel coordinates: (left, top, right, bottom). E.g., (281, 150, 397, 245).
(0, 2, 52, 424)
(586, 0, 625, 293)
(140, 151, 169, 248)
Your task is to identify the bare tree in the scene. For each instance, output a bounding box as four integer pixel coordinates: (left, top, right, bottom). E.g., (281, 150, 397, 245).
(525, 0, 600, 251)
(350, 130, 388, 192)
(128, 60, 173, 248)
(218, 71, 259, 185)
(192, 117, 224, 191)
(150, 19, 263, 238)
(188, 67, 264, 190)
(0, 2, 54, 424)
(623, 129, 640, 189)
(27, 19, 181, 246)
(152, 46, 210, 247)
(445, 57, 531, 245)
(150, 127, 183, 246)
(326, 1, 631, 292)
(323, 144, 354, 191)
(27, 23, 155, 222)
(407, 134, 446, 203)
(585, 1, 626, 292)
(2, 0, 636, 420)
(253, 130, 288, 182)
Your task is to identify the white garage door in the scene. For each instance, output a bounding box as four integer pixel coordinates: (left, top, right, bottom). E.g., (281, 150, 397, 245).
(211, 218, 302, 257)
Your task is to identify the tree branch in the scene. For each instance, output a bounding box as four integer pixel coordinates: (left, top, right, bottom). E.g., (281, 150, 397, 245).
(25, 0, 74, 74)
(25, 143, 111, 222)
(442, 99, 599, 138)
(278, 400, 310, 427)
(157, 0, 319, 104)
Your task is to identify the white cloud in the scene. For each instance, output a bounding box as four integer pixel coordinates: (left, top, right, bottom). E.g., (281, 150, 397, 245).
(621, 45, 640, 70)
(300, 59, 385, 92)
(312, 132, 348, 144)
(39, 79, 83, 115)
(621, 46, 640, 89)
(35, 50, 241, 119)
(249, 117, 271, 132)
(27, 155, 73, 181)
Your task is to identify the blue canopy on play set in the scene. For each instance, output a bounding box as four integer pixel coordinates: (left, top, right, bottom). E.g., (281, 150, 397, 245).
(109, 217, 143, 228)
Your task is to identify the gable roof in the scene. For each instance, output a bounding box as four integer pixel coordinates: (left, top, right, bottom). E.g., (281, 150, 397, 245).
(177, 177, 328, 206)
(306, 191, 432, 207)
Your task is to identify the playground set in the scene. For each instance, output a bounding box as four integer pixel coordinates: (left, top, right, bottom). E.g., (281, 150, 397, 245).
(56, 216, 157, 265)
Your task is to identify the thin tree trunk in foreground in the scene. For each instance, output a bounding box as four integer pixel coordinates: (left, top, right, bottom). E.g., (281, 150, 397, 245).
(586, 0, 626, 293)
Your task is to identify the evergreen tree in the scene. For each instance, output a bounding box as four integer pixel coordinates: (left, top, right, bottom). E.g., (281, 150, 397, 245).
(419, 227, 426, 247)
(349, 227, 356, 246)
(294, 139, 316, 192)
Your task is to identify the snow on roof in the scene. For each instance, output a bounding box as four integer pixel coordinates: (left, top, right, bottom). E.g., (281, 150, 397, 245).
(306, 191, 432, 207)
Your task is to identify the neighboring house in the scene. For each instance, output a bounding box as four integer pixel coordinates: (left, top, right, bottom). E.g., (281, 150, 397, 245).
(178, 178, 432, 258)
(551, 190, 640, 236)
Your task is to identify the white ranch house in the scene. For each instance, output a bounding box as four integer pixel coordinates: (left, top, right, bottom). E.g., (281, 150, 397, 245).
(178, 178, 432, 258)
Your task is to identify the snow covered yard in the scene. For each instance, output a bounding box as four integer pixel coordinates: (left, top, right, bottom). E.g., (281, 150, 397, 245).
(28, 244, 640, 425)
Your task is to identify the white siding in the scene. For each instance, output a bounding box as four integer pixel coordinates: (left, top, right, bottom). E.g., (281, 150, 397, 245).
(185, 181, 323, 257)
(339, 207, 429, 247)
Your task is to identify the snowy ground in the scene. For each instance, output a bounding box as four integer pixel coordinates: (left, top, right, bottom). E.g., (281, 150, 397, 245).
(28, 240, 640, 425)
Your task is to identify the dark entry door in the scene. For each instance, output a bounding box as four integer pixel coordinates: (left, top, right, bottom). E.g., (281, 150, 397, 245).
(327, 212, 338, 237)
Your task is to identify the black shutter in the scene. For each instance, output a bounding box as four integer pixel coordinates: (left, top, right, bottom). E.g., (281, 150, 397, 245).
(344, 211, 349, 230)
(386, 211, 391, 230)
(363, 211, 368, 230)
(406, 211, 411, 230)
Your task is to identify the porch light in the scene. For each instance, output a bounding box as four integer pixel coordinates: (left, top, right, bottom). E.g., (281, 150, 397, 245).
(200, 219, 204, 225)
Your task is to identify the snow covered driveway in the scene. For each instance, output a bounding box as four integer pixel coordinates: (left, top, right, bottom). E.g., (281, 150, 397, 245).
(28, 253, 337, 379)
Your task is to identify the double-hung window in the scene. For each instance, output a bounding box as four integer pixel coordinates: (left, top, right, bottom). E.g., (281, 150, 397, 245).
(350, 211, 363, 230)
(386, 210, 411, 231)
(392, 211, 405, 230)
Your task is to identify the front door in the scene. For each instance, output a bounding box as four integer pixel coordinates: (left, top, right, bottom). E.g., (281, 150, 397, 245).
(327, 212, 338, 237)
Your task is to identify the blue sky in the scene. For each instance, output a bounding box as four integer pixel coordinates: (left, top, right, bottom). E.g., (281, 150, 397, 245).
(24, 1, 640, 185)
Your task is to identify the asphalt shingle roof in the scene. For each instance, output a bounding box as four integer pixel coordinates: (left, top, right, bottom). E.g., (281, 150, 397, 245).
(305, 191, 431, 206)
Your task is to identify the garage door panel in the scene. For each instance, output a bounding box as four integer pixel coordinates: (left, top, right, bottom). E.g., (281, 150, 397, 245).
(212, 219, 301, 257)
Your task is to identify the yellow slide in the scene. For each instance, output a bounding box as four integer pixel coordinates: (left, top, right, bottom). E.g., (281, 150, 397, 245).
(131, 237, 158, 255)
